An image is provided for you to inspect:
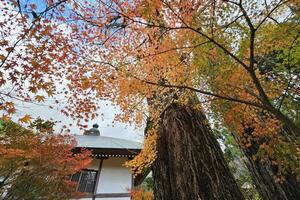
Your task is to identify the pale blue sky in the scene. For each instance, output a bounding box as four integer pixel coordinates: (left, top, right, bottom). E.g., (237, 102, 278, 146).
(9, 98, 144, 142)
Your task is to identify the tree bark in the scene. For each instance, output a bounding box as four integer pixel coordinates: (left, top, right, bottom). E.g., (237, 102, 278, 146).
(236, 128, 300, 200)
(152, 103, 244, 200)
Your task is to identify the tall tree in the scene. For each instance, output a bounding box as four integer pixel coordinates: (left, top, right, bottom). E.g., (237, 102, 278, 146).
(130, 85, 244, 199)
(190, 2, 300, 198)
(151, 103, 244, 200)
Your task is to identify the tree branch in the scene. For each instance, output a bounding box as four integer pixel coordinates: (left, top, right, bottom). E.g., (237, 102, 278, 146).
(162, 0, 249, 69)
(256, 0, 287, 30)
(84, 58, 268, 110)
(0, 0, 68, 68)
(277, 77, 293, 110)
(140, 41, 210, 59)
(96, 0, 300, 135)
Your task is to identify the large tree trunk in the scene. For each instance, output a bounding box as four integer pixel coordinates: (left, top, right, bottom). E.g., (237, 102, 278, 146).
(152, 103, 244, 200)
(245, 153, 300, 200)
(237, 128, 300, 200)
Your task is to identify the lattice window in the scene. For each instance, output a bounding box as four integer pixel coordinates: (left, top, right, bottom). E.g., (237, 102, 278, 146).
(71, 170, 97, 193)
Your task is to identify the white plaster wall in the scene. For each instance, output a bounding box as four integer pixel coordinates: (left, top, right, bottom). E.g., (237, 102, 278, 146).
(78, 197, 130, 200)
(95, 198, 130, 200)
(96, 157, 132, 194)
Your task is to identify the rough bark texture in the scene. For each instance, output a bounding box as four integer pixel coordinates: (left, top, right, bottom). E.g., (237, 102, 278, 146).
(245, 155, 300, 200)
(237, 128, 300, 200)
(152, 104, 244, 200)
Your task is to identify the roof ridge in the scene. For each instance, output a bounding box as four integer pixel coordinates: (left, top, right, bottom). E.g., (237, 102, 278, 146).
(74, 134, 141, 144)
(74, 135, 142, 150)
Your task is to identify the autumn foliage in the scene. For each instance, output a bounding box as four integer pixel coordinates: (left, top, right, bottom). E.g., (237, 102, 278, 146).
(130, 188, 153, 200)
(0, 120, 91, 199)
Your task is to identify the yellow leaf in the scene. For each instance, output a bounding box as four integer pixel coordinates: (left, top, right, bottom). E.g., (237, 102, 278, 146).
(1, 114, 11, 122)
(19, 115, 32, 123)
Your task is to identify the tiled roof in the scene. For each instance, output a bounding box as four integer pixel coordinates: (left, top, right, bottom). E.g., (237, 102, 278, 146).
(74, 135, 142, 150)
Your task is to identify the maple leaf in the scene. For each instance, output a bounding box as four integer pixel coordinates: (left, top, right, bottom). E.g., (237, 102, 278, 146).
(5, 47, 14, 52)
(31, 60, 40, 68)
(47, 90, 54, 97)
(35, 95, 45, 102)
(19, 115, 32, 123)
(0, 54, 5, 61)
(29, 86, 38, 93)
(1, 114, 11, 122)
(0, 40, 8, 46)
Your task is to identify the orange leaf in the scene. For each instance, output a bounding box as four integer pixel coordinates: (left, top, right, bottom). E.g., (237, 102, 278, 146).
(1, 114, 11, 122)
(19, 115, 32, 123)
(35, 95, 45, 102)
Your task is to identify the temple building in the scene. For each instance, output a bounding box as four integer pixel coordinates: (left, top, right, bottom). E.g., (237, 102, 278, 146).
(72, 124, 143, 200)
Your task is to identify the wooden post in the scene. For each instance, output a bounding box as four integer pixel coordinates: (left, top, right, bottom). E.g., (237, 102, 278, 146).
(92, 158, 103, 200)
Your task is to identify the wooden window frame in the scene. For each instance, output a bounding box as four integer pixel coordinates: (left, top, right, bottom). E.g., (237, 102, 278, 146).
(71, 169, 98, 194)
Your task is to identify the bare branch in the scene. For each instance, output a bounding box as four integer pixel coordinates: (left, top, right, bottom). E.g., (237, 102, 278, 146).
(140, 41, 210, 59)
(256, 0, 288, 30)
(142, 80, 268, 110)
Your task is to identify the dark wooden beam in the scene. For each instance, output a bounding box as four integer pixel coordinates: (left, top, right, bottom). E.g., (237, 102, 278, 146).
(74, 147, 140, 156)
(92, 158, 103, 200)
(83, 193, 131, 198)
